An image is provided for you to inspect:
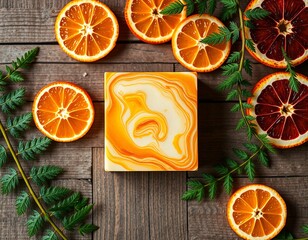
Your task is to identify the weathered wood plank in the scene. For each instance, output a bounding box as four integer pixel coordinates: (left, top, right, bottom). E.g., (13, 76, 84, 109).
(188, 177, 308, 240)
(0, 63, 173, 101)
(148, 172, 187, 240)
(0, 44, 175, 64)
(0, 179, 92, 240)
(93, 148, 150, 240)
(190, 102, 308, 177)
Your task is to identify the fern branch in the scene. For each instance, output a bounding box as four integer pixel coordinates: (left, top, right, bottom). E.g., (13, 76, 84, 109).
(6, 112, 33, 138)
(17, 137, 52, 161)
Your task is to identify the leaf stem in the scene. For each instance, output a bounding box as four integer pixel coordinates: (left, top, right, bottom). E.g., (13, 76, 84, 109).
(0, 119, 67, 240)
(203, 145, 263, 189)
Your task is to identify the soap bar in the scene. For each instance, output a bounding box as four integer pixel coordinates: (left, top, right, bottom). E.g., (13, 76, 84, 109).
(104, 72, 198, 171)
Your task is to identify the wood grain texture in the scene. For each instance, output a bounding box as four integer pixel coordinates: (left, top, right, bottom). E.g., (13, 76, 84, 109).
(188, 177, 308, 240)
(93, 148, 188, 240)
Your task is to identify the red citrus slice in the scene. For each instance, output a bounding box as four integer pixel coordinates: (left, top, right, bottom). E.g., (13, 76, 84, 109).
(244, 0, 308, 68)
(247, 72, 308, 148)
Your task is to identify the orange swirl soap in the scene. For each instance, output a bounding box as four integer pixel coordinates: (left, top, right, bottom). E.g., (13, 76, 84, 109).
(104, 72, 198, 171)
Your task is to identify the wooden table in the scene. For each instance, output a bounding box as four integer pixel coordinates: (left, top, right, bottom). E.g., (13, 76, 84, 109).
(0, 0, 307, 239)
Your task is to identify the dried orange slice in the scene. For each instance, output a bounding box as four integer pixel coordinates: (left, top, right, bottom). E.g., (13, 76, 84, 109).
(247, 72, 308, 148)
(244, 0, 308, 68)
(55, 0, 119, 62)
(171, 14, 231, 72)
(33, 82, 95, 142)
(124, 0, 186, 44)
(227, 184, 287, 240)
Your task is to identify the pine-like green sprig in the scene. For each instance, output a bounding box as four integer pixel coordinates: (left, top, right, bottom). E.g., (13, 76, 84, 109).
(27, 210, 44, 237)
(245, 7, 270, 20)
(0, 145, 8, 167)
(63, 204, 94, 231)
(220, 0, 238, 20)
(75, 197, 90, 211)
(1, 168, 19, 194)
(17, 137, 52, 161)
(30, 165, 63, 186)
(281, 48, 300, 92)
(0, 88, 25, 114)
(6, 112, 33, 138)
(16, 191, 31, 215)
(78, 223, 99, 236)
(40, 186, 71, 205)
(49, 192, 81, 212)
(160, 0, 186, 15)
(42, 230, 59, 240)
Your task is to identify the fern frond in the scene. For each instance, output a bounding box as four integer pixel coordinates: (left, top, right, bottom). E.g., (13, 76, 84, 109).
(30, 165, 63, 186)
(63, 204, 94, 231)
(40, 186, 71, 205)
(49, 192, 81, 212)
(0, 88, 25, 114)
(0, 145, 8, 168)
(42, 229, 59, 240)
(17, 137, 52, 161)
(1, 168, 19, 194)
(160, 0, 185, 15)
(79, 223, 99, 236)
(6, 112, 32, 138)
(27, 210, 44, 237)
(16, 191, 31, 215)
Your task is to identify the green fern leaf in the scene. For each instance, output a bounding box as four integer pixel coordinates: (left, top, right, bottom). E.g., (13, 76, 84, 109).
(245, 160, 255, 181)
(207, 0, 216, 14)
(244, 20, 255, 29)
(75, 197, 89, 211)
(226, 89, 238, 101)
(223, 174, 233, 194)
(243, 59, 252, 76)
(79, 223, 99, 236)
(229, 21, 239, 44)
(243, 143, 259, 153)
(18, 137, 52, 161)
(9, 71, 24, 82)
(230, 103, 240, 112)
(63, 204, 94, 230)
(202, 173, 215, 183)
(273, 229, 294, 239)
(16, 191, 30, 215)
(302, 224, 308, 234)
(214, 164, 229, 175)
(0, 88, 25, 114)
(7, 112, 32, 138)
(201, 26, 231, 45)
(13, 47, 39, 70)
(233, 148, 249, 160)
(27, 210, 44, 237)
(208, 181, 217, 200)
(227, 51, 241, 63)
(1, 168, 19, 194)
(42, 229, 59, 240)
(49, 192, 81, 212)
(217, 71, 242, 91)
(182, 188, 200, 201)
(281, 48, 300, 92)
(197, 0, 207, 14)
(236, 118, 245, 130)
(221, 63, 239, 76)
(245, 39, 256, 52)
(245, 8, 270, 20)
(40, 186, 71, 205)
(185, 0, 195, 16)
(160, 0, 185, 15)
(258, 150, 270, 167)
(30, 165, 63, 186)
(0, 145, 8, 168)
(226, 158, 239, 170)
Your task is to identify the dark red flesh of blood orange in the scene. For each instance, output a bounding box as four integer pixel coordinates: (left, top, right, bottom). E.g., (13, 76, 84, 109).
(250, 0, 308, 61)
(255, 79, 308, 140)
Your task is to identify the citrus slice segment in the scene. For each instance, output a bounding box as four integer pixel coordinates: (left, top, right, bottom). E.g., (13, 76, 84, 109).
(33, 82, 95, 142)
(124, 0, 186, 44)
(227, 184, 287, 240)
(55, 0, 119, 62)
(247, 72, 308, 148)
(171, 14, 231, 72)
(244, 0, 308, 68)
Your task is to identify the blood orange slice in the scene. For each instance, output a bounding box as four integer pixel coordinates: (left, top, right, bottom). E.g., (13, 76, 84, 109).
(247, 72, 308, 148)
(244, 0, 308, 68)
